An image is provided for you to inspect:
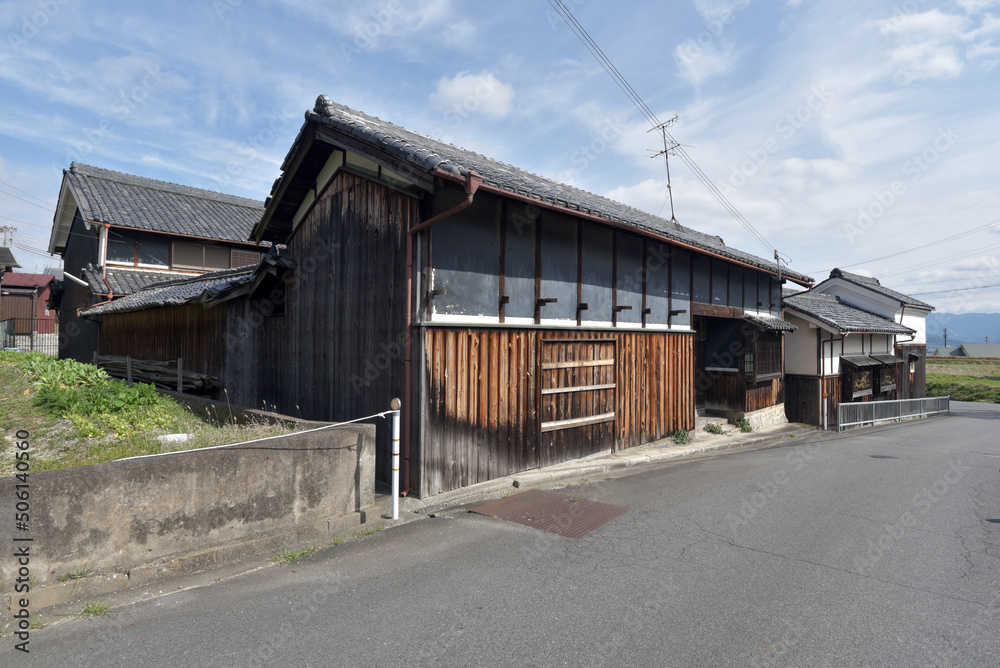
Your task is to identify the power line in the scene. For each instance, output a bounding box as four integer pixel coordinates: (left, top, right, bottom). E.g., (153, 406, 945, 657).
(0, 187, 55, 213)
(809, 217, 1000, 276)
(0, 179, 55, 207)
(547, 0, 774, 254)
(798, 188, 1000, 264)
(875, 240, 1000, 279)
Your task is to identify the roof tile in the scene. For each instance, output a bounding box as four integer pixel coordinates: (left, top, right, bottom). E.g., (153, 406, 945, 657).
(302, 96, 813, 285)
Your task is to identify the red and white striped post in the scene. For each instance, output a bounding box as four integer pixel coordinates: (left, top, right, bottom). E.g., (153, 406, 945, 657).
(390, 397, 401, 520)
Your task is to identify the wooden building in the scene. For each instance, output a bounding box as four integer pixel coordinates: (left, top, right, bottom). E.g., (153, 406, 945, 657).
(48, 163, 266, 362)
(85, 96, 813, 497)
(811, 268, 933, 399)
(783, 281, 923, 429)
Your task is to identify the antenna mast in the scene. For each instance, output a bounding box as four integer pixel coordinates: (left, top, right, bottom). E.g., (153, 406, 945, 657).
(648, 115, 680, 224)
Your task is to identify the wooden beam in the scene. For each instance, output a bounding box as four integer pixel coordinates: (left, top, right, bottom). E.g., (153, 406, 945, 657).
(541, 383, 616, 396)
(541, 359, 615, 370)
(541, 412, 616, 433)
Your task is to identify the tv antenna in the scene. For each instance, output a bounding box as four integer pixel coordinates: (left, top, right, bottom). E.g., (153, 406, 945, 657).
(648, 116, 680, 224)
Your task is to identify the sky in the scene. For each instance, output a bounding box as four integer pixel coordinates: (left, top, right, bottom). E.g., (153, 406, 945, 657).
(0, 0, 998, 315)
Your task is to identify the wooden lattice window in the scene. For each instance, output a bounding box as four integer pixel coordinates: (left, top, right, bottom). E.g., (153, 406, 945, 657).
(742, 328, 782, 382)
(231, 249, 261, 268)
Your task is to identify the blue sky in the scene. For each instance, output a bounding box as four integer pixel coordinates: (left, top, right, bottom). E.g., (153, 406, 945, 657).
(1, 0, 998, 313)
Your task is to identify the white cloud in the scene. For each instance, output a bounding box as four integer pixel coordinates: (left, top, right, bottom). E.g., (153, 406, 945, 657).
(430, 71, 515, 120)
(674, 39, 739, 87)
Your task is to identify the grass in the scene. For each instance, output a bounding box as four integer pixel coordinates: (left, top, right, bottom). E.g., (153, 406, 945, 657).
(927, 357, 1000, 403)
(269, 545, 319, 565)
(78, 601, 112, 618)
(0, 351, 301, 475)
(58, 564, 92, 582)
(354, 525, 386, 538)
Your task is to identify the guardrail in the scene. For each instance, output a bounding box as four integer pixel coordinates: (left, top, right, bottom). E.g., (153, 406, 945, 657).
(837, 396, 950, 432)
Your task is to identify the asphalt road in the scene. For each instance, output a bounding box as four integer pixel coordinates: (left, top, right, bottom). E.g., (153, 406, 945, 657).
(6, 401, 999, 667)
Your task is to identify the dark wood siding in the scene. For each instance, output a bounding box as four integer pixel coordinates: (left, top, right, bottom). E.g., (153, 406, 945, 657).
(100, 305, 226, 377)
(224, 171, 418, 483)
(419, 326, 694, 496)
(59, 211, 101, 362)
(785, 374, 840, 427)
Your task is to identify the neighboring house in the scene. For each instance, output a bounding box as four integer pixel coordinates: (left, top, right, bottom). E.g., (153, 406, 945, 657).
(939, 342, 1000, 357)
(48, 163, 266, 361)
(0, 246, 19, 273)
(84, 95, 813, 497)
(783, 268, 933, 429)
(0, 272, 58, 354)
(814, 268, 933, 401)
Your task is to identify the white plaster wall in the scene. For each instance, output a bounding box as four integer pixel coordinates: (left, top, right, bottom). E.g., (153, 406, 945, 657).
(784, 314, 818, 375)
(902, 311, 926, 345)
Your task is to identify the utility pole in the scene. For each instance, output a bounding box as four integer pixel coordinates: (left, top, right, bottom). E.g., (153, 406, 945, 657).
(943, 328, 947, 347)
(0, 224, 15, 247)
(648, 116, 680, 224)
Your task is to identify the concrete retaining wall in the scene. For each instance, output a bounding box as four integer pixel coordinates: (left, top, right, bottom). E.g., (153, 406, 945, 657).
(0, 424, 376, 588)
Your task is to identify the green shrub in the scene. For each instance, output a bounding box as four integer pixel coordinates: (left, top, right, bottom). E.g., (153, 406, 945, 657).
(730, 417, 753, 433)
(672, 430, 692, 444)
(704, 423, 725, 435)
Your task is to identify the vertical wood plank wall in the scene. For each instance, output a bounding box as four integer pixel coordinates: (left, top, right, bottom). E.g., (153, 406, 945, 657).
(420, 327, 694, 497)
(224, 171, 418, 483)
(784, 374, 841, 427)
(101, 305, 226, 376)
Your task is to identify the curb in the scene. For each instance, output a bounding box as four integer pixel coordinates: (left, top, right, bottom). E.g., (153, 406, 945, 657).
(421, 423, 814, 512)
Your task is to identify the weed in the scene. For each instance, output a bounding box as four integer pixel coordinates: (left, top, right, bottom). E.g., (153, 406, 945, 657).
(330, 537, 345, 547)
(672, 430, 692, 444)
(58, 564, 92, 582)
(704, 423, 725, 435)
(78, 601, 112, 618)
(353, 525, 386, 538)
(269, 544, 319, 565)
(29, 615, 45, 630)
(730, 417, 753, 433)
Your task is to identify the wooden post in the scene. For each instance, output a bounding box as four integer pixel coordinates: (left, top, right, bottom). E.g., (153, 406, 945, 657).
(177, 358, 183, 393)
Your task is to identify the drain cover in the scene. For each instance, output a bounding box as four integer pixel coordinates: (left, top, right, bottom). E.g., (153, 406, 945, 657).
(471, 489, 627, 539)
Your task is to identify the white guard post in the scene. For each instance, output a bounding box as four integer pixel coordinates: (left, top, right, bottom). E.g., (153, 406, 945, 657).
(390, 398, 401, 520)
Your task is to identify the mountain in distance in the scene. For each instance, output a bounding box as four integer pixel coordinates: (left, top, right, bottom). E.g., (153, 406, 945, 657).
(926, 312, 1000, 349)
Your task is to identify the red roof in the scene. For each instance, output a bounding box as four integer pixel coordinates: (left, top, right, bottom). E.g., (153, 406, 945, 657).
(0, 272, 55, 288)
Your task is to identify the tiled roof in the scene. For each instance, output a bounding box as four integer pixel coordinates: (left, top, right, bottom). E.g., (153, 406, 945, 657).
(0, 273, 54, 288)
(283, 96, 813, 285)
(81, 265, 108, 295)
(743, 312, 797, 332)
(0, 246, 20, 268)
(82, 266, 256, 317)
(105, 268, 204, 296)
(79, 265, 199, 296)
(64, 163, 264, 243)
(783, 292, 915, 335)
(827, 269, 933, 310)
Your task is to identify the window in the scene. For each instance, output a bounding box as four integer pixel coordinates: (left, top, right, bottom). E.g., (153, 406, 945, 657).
(743, 329, 782, 381)
(173, 242, 231, 270)
(106, 231, 170, 267)
(231, 249, 261, 268)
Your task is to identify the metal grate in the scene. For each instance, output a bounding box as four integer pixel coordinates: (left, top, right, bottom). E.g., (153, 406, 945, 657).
(471, 489, 628, 539)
